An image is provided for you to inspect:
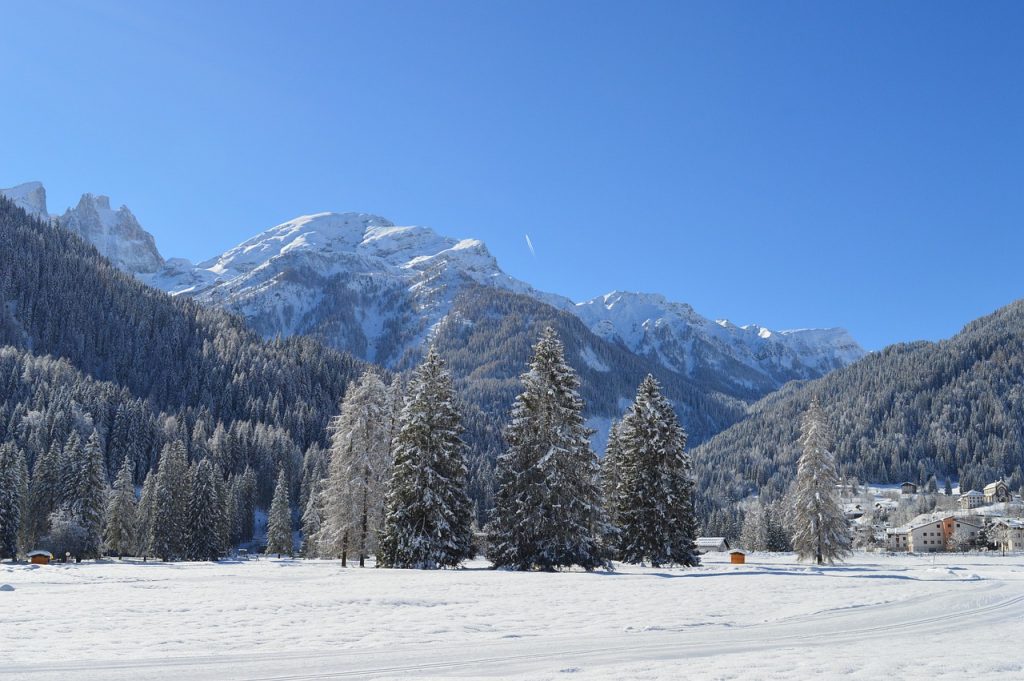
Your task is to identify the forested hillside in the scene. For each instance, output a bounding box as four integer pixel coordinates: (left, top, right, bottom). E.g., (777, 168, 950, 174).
(694, 299, 1024, 519)
(0, 196, 365, 500)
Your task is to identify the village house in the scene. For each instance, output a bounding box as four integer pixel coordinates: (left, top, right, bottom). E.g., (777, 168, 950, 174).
(990, 519, 1024, 552)
(958, 490, 985, 510)
(983, 480, 1011, 504)
(900, 482, 918, 495)
(886, 527, 909, 552)
(695, 537, 730, 553)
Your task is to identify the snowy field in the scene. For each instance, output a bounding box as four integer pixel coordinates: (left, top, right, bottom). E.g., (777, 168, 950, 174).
(2, 552, 1023, 680)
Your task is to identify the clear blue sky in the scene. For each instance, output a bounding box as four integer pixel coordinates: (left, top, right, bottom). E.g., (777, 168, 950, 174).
(3, 1, 1022, 350)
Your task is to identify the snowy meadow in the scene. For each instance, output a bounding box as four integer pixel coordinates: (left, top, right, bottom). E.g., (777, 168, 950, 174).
(2, 551, 1023, 680)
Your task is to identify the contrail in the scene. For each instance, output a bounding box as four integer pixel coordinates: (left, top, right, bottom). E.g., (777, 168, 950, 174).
(524, 233, 536, 258)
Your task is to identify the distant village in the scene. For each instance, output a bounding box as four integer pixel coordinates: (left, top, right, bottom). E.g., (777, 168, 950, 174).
(697, 480, 1024, 559)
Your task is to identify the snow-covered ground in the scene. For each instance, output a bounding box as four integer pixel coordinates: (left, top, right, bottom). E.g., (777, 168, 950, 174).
(2, 552, 1023, 680)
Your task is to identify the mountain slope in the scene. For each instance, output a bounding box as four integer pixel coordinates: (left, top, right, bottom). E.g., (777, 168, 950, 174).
(0, 195, 365, 500)
(692, 299, 1024, 512)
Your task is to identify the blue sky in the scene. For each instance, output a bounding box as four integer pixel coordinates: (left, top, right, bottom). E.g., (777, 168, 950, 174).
(2, 1, 1022, 350)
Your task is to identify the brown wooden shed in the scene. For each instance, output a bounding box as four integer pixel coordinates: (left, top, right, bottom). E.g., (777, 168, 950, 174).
(729, 550, 746, 565)
(27, 550, 53, 565)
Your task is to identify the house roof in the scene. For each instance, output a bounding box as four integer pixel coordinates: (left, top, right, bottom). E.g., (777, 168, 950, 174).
(983, 480, 1007, 492)
(695, 537, 727, 546)
(960, 490, 983, 497)
(26, 550, 53, 558)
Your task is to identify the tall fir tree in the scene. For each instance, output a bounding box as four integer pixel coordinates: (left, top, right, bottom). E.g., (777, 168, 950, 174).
(600, 420, 624, 533)
(135, 470, 158, 558)
(104, 458, 137, 558)
(151, 441, 189, 561)
(322, 370, 392, 567)
(76, 430, 108, 558)
(789, 399, 852, 564)
(0, 442, 25, 559)
(265, 470, 293, 557)
(616, 375, 699, 567)
(301, 478, 325, 558)
(488, 328, 608, 571)
(23, 440, 62, 550)
(378, 347, 474, 569)
(186, 459, 224, 561)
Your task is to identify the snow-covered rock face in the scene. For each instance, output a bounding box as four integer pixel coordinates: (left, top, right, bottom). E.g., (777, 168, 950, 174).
(146, 211, 569, 366)
(0, 181, 49, 219)
(58, 193, 164, 274)
(574, 291, 866, 393)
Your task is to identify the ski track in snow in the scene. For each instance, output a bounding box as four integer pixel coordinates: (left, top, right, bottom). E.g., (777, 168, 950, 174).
(2, 553, 1023, 680)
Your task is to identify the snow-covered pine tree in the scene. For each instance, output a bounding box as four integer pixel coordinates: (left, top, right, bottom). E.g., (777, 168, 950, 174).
(488, 328, 608, 571)
(186, 459, 224, 561)
(151, 441, 190, 561)
(22, 440, 62, 550)
(77, 430, 108, 558)
(135, 470, 158, 558)
(0, 442, 25, 559)
(600, 420, 624, 530)
(59, 432, 83, 507)
(265, 470, 293, 557)
(104, 457, 137, 558)
(236, 466, 257, 542)
(789, 399, 852, 564)
(322, 370, 391, 567)
(740, 503, 768, 552)
(378, 347, 474, 569)
(615, 374, 699, 567)
(301, 478, 325, 558)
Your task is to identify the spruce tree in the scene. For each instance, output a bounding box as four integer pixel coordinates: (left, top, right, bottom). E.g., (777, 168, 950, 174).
(265, 470, 293, 557)
(488, 328, 608, 571)
(77, 430, 108, 558)
(378, 347, 474, 569)
(600, 420, 624, 532)
(789, 399, 852, 564)
(0, 443, 25, 559)
(22, 440, 62, 550)
(151, 441, 189, 561)
(104, 458, 137, 558)
(186, 459, 223, 561)
(301, 478, 325, 558)
(135, 470, 158, 558)
(616, 374, 699, 567)
(322, 370, 391, 567)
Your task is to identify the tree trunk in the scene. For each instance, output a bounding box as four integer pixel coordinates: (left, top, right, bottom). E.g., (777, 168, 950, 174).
(359, 467, 370, 568)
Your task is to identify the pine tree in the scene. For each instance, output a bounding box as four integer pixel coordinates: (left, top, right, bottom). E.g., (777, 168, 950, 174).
(789, 399, 852, 564)
(151, 441, 189, 561)
(186, 459, 223, 561)
(322, 370, 392, 567)
(740, 504, 768, 552)
(76, 430, 108, 558)
(0, 443, 25, 559)
(135, 470, 158, 558)
(104, 458, 137, 558)
(378, 347, 474, 569)
(265, 470, 293, 557)
(616, 374, 699, 567)
(488, 328, 608, 571)
(301, 478, 325, 558)
(22, 440, 62, 550)
(600, 420, 624, 532)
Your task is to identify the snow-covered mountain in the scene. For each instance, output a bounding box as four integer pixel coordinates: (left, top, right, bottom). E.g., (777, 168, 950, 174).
(0, 183, 164, 274)
(575, 292, 865, 394)
(0, 181, 48, 219)
(2, 181, 866, 393)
